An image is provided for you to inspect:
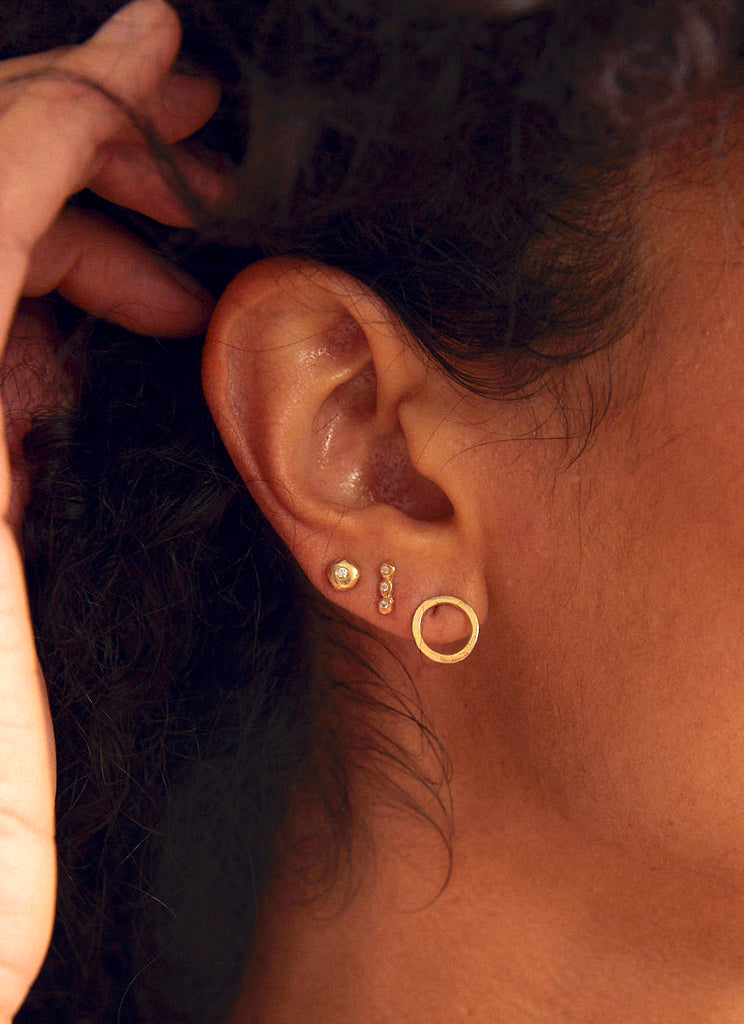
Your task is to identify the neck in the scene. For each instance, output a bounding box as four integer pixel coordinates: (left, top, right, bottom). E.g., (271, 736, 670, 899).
(232, 653, 744, 1024)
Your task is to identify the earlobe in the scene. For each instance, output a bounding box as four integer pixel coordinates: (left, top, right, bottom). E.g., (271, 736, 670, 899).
(202, 257, 488, 655)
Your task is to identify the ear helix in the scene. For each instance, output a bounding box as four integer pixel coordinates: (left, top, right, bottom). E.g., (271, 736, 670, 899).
(326, 558, 480, 663)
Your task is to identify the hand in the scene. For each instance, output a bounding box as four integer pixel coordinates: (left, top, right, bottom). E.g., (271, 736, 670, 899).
(0, 2, 225, 1017)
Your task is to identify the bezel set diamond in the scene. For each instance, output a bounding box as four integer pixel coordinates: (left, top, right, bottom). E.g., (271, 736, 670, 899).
(327, 559, 360, 591)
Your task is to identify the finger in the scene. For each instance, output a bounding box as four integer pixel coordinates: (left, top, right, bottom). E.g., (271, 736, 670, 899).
(0, 0, 182, 342)
(0, 59, 221, 148)
(0, 522, 56, 1021)
(0, 311, 57, 1017)
(25, 208, 214, 336)
(146, 71, 221, 144)
(42, 0, 182, 95)
(90, 140, 233, 226)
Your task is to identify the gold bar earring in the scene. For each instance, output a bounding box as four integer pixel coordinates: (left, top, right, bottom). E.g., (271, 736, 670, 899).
(378, 562, 395, 614)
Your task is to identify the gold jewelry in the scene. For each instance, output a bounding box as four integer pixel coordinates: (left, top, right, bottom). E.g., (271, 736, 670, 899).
(378, 562, 396, 614)
(327, 559, 360, 591)
(411, 596, 479, 664)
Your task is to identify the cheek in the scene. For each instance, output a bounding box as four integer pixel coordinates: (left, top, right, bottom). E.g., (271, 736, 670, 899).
(476, 383, 744, 887)
(513, 437, 744, 883)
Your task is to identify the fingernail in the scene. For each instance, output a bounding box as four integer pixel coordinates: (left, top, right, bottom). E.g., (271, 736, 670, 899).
(161, 72, 222, 117)
(99, 0, 170, 40)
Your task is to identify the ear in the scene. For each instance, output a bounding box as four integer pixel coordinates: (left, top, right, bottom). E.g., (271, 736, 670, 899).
(202, 258, 489, 655)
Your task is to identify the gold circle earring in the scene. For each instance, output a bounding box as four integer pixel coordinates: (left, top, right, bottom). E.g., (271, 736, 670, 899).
(327, 559, 360, 591)
(411, 596, 479, 664)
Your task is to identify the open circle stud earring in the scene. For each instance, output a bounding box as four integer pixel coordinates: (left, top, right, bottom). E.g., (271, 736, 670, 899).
(327, 559, 360, 591)
(411, 596, 480, 664)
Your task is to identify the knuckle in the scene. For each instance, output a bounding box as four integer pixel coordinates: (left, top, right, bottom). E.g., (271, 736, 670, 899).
(27, 73, 118, 131)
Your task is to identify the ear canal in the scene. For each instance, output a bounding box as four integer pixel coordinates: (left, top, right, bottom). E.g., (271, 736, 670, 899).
(366, 433, 453, 521)
(311, 359, 453, 522)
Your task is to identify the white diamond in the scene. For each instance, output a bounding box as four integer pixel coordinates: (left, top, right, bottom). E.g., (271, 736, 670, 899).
(380, 581, 390, 594)
(379, 599, 390, 612)
(380, 563, 392, 576)
(335, 566, 349, 581)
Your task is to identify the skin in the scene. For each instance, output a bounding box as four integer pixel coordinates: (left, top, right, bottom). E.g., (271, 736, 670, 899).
(4, 2, 744, 1022)
(205, 114, 744, 1022)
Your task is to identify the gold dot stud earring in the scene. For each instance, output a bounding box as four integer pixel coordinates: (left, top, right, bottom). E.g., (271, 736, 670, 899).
(378, 562, 396, 614)
(327, 559, 360, 591)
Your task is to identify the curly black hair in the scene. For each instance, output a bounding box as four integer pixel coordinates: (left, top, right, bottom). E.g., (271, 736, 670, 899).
(4, 1, 742, 1021)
